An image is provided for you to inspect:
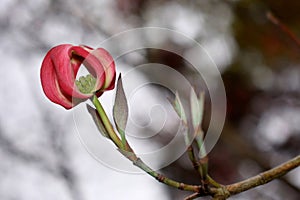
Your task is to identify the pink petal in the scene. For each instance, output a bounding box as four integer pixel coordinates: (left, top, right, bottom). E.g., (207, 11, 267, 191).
(40, 47, 74, 109)
(71, 46, 106, 92)
(92, 48, 116, 90)
(51, 45, 90, 99)
(41, 44, 116, 109)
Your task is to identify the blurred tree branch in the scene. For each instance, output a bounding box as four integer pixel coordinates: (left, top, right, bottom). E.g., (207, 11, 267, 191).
(267, 11, 300, 49)
(18, 45, 83, 200)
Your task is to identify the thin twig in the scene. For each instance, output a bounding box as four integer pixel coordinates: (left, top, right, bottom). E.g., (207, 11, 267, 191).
(132, 157, 202, 192)
(225, 155, 300, 195)
(267, 11, 300, 48)
(222, 126, 300, 193)
(91, 96, 300, 199)
(184, 192, 201, 200)
(90, 97, 205, 193)
(187, 145, 203, 177)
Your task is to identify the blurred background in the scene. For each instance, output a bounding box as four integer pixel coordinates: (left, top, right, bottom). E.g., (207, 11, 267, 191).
(0, 0, 300, 199)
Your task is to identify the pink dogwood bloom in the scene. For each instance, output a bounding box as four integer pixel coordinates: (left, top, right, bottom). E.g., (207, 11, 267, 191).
(40, 44, 116, 109)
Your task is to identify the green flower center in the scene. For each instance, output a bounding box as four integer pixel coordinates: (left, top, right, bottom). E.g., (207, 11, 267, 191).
(75, 74, 96, 94)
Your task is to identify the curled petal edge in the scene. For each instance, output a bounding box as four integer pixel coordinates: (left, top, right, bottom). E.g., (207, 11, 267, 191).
(40, 50, 74, 109)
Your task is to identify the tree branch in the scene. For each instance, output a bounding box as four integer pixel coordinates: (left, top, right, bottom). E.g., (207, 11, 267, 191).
(225, 155, 300, 196)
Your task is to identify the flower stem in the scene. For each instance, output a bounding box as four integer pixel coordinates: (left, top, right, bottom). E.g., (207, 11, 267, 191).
(89, 95, 299, 199)
(92, 95, 122, 148)
(195, 128, 208, 179)
(207, 175, 222, 188)
(91, 94, 204, 193)
(132, 157, 202, 192)
(187, 145, 202, 175)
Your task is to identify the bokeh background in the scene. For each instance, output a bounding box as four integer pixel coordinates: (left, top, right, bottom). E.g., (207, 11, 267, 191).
(1, 0, 300, 199)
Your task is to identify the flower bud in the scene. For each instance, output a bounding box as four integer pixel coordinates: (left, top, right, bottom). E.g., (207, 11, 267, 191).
(40, 44, 116, 109)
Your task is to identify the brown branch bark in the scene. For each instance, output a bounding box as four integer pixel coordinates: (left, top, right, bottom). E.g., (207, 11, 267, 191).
(177, 155, 300, 199)
(225, 155, 300, 196)
(221, 126, 300, 193)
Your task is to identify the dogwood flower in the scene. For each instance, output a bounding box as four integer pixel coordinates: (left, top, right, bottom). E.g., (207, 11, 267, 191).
(40, 44, 116, 109)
